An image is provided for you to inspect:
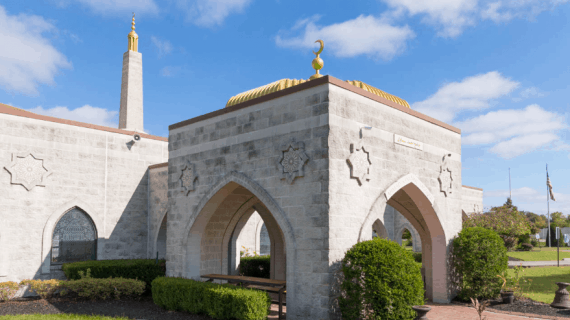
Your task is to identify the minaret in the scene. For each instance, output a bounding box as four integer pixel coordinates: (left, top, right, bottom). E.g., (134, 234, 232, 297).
(119, 13, 144, 132)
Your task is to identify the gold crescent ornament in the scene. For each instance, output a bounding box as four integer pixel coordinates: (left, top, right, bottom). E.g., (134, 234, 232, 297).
(310, 39, 324, 80)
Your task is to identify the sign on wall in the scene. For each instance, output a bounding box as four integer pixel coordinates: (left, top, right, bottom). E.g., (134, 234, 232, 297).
(394, 134, 423, 151)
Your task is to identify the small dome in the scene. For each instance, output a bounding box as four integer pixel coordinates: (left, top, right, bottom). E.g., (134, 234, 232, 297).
(226, 78, 410, 109)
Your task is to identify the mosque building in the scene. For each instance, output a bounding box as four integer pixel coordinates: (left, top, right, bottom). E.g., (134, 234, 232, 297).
(0, 16, 483, 319)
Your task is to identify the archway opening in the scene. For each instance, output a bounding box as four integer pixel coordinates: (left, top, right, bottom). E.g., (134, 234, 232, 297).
(232, 212, 272, 277)
(156, 213, 167, 259)
(401, 228, 412, 248)
(51, 207, 97, 266)
(372, 219, 389, 239)
(183, 181, 288, 282)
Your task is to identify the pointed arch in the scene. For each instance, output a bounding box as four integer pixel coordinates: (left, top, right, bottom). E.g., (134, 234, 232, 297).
(151, 207, 168, 259)
(181, 171, 296, 283)
(41, 198, 102, 274)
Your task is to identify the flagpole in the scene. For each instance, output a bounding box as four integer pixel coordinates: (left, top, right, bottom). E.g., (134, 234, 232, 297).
(509, 168, 511, 200)
(546, 163, 552, 248)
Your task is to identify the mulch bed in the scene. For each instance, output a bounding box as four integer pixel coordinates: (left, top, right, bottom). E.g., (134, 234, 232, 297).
(455, 297, 570, 319)
(0, 296, 216, 320)
(0, 295, 285, 320)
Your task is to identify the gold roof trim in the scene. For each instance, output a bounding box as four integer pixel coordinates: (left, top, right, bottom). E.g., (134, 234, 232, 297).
(345, 80, 410, 108)
(225, 78, 409, 109)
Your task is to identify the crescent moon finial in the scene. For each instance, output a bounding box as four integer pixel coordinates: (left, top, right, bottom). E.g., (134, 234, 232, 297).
(309, 40, 325, 80)
(313, 40, 324, 56)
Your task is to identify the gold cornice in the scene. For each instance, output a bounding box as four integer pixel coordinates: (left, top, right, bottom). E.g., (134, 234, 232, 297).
(225, 78, 409, 109)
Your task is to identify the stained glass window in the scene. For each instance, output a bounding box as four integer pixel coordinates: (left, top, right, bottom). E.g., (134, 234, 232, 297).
(51, 207, 97, 264)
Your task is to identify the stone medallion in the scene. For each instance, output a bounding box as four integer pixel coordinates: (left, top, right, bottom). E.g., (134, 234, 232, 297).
(180, 161, 197, 195)
(5, 153, 52, 191)
(438, 153, 453, 196)
(347, 143, 371, 185)
(277, 140, 309, 184)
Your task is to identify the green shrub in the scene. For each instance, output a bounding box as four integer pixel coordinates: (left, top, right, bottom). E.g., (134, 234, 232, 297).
(0, 281, 21, 301)
(530, 239, 539, 247)
(0, 314, 130, 319)
(19, 279, 62, 299)
(412, 252, 422, 263)
(520, 243, 533, 251)
(60, 276, 145, 300)
(451, 227, 508, 301)
(338, 238, 424, 320)
(238, 256, 270, 279)
(152, 277, 271, 320)
(62, 259, 165, 294)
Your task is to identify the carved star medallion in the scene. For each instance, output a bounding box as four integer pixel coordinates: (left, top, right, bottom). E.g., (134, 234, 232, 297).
(277, 140, 309, 184)
(438, 153, 453, 197)
(347, 143, 371, 185)
(5, 153, 52, 191)
(180, 161, 197, 195)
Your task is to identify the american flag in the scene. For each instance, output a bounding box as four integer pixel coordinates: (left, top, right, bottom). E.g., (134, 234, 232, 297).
(547, 172, 556, 201)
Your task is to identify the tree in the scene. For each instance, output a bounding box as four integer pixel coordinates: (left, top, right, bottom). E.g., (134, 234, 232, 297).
(550, 211, 568, 228)
(402, 229, 412, 240)
(523, 211, 547, 230)
(464, 198, 534, 250)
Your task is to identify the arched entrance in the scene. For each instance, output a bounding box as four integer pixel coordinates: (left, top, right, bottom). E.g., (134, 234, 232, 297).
(359, 174, 448, 302)
(372, 219, 389, 239)
(181, 171, 296, 292)
(154, 212, 167, 260)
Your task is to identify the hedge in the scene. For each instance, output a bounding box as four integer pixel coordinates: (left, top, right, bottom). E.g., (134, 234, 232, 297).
(239, 256, 270, 279)
(0, 315, 130, 320)
(62, 259, 165, 294)
(152, 276, 271, 320)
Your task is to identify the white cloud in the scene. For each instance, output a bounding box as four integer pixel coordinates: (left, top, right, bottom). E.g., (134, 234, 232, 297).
(513, 86, 546, 101)
(455, 104, 568, 159)
(160, 66, 180, 77)
(382, 0, 478, 37)
(382, 0, 570, 37)
(412, 71, 519, 123)
(275, 15, 415, 61)
(481, 0, 570, 23)
(484, 186, 569, 215)
(151, 36, 173, 58)
(175, 0, 252, 27)
(0, 6, 71, 95)
(27, 105, 118, 127)
(64, 0, 158, 15)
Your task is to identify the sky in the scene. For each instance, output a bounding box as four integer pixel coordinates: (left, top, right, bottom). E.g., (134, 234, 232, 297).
(1, 0, 569, 217)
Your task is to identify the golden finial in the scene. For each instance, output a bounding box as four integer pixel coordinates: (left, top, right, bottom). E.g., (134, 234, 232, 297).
(128, 12, 138, 52)
(309, 40, 324, 80)
(131, 12, 135, 31)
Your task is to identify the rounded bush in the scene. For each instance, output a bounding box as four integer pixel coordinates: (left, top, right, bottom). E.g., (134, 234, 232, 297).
(338, 238, 424, 320)
(520, 243, 533, 251)
(451, 227, 508, 301)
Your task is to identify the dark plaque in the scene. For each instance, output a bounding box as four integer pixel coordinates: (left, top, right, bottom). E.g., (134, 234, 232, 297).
(51, 208, 97, 263)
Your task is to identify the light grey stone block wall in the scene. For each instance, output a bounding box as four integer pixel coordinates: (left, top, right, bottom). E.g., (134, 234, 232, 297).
(461, 186, 484, 217)
(148, 164, 168, 259)
(167, 84, 329, 319)
(0, 112, 167, 284)
(237, 211, 262, 256)
(326, 84, 463, 306)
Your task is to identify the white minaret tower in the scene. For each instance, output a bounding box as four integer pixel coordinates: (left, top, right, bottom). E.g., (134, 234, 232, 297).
(119, 13, 144, 132)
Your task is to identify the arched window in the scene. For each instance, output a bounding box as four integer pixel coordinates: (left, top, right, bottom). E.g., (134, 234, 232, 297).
(51, 207, 97, 264)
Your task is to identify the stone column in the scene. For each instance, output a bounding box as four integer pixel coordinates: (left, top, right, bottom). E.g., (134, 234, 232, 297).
(119, 50, 144, 132)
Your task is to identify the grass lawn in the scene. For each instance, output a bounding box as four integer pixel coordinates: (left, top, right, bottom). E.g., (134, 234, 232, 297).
(508, 266, 570, 303)
(0, 315, 129, 319)
(508, 249, 570, 261)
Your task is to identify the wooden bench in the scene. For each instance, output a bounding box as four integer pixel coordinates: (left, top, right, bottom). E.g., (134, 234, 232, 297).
(201, 274, 286, 320)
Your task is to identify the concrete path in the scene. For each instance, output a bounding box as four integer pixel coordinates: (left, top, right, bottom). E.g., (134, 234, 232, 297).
(427, 303, 558, 319)
(509, 260, 570, 267)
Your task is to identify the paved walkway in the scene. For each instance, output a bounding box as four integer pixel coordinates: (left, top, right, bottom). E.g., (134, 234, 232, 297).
(509, 260, 570, 267)
(427, 303, 556, 319)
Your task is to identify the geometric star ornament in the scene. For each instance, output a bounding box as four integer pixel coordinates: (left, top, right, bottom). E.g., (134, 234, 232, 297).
(347, 142, 371, 186)
(4, 153, 52, 191)
(277, 140, 309, 184)
(438, 153, 453, 197)
(180, 161, 198, 195)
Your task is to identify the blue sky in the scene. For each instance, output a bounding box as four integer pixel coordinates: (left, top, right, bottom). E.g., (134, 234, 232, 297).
(1, 0, 569, 216)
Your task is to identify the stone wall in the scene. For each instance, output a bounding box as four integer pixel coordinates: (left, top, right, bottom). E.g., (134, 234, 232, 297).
(0, 111, 167, 284)
(326, 83, 463, 305)
(461, 185, 484, 217)
(148, 163, 168, 259)
(167, 83, 329, 319)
